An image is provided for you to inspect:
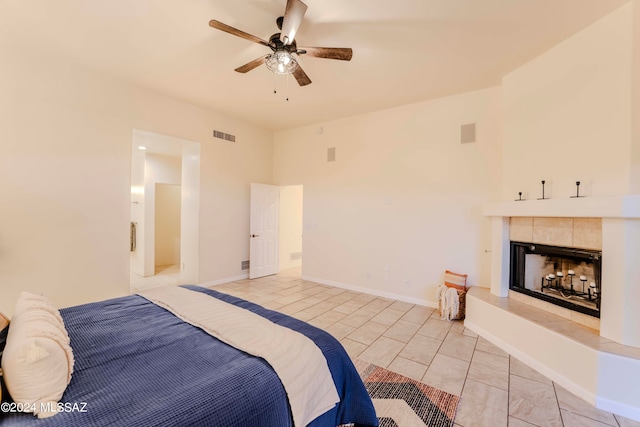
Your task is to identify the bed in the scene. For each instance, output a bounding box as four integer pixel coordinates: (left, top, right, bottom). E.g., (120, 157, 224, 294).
(0, 285, 378, 426)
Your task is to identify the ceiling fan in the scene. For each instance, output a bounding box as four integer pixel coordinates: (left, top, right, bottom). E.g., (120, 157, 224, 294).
(209, 0, 353, 86)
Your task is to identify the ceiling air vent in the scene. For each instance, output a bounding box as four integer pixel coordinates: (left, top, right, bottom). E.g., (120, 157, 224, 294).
(213, 130, 236, 142)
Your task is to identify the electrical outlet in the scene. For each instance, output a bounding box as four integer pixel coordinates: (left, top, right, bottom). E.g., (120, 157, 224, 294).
(404, 280, 410, 287)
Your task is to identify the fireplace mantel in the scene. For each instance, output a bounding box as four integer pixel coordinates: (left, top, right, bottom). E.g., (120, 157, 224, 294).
(483, 195, 640, 219)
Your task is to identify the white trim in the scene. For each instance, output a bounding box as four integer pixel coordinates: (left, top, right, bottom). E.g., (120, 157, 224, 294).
(303, 275, 437, 308)
(483, 195, 640, 218)
(463, 319, 597, 406)
(200, 274, 249, 287)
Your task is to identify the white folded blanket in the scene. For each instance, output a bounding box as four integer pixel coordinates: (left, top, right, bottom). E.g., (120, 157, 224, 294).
(438, 285, 460, 321)
(138, 286, 339, 426)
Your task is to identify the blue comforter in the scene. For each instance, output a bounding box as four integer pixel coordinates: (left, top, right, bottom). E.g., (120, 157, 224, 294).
(0, 285, 377, 427)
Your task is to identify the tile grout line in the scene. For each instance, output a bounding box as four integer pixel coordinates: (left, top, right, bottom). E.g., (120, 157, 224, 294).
(452, 326, 479, 425)
(552, 382, 565, 426)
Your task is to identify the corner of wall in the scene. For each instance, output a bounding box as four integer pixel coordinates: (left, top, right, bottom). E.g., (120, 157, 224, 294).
(630, 0, 640, 193)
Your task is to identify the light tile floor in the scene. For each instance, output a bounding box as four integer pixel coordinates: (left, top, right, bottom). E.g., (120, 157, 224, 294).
(130, 264, 181, 293)
(211, 270, 640, 427)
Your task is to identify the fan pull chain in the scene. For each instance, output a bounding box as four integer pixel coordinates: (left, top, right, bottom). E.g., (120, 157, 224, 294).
(286, 73, 290, 101)
(272, 74, 292, 101)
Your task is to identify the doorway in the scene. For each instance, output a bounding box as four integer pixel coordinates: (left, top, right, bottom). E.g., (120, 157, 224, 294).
(278, 185, 303, 276)
(129, 130, 200, 292)
(155, 183, 181, 274)
(248, 184, 303, 280)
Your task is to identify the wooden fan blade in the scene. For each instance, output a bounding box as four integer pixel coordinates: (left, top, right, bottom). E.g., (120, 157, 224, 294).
(298, 47, 353, 61)
(280, 0, 307, 45)
(234, 56, 267, 73)
(292, 65, 312, 86)
(209, 20, 271, 47)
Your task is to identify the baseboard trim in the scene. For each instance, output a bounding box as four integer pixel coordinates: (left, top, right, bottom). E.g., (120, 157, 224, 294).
(303, 275, 437, 308)
(200, 274, 249, 287)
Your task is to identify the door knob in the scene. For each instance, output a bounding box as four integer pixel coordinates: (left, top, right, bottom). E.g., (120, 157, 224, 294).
(250, 234, 260, 238)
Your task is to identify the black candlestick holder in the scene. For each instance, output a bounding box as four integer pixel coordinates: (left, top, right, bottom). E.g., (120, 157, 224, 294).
(579, 276, 587, 293)
(515, 192, 525, 201)
(567, 271, 575, 293)
(537, 180, 548, 200)
(570, 181, 584, 198)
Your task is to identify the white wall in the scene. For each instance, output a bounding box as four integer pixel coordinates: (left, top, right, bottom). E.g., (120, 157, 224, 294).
(279, 185, 303, 271)
(502, 2, 635, 200)
(631, 1, 640, 193)
(155, 184, 181, 267)
(0, 47, 273, 316)
(146, 154, 182, 185)
(274, 87, 502, 305)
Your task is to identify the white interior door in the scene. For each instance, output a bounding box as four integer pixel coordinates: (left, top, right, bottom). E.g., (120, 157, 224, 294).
(250, 183, 280, 279)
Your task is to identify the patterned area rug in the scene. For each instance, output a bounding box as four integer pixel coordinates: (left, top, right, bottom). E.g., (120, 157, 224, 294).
(353, 358, 459, 427)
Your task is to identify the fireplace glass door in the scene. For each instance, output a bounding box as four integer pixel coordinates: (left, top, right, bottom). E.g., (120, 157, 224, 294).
(510, 242, 602, 318)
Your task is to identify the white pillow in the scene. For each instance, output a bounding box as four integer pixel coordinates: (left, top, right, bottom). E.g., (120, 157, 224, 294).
(1, 292, 74, 419)
(14, 292, 65, 325)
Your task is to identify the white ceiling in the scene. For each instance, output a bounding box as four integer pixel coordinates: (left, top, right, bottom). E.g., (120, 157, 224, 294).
(0, 0, 630, 131)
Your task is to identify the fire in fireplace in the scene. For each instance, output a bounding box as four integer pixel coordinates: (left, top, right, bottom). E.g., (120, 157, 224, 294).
(509, 241, 602, 318)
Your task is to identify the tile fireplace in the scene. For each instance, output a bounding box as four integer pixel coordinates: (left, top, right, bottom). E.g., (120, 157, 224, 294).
(470, 195, 640, 420)
(481, 194, 640, 347)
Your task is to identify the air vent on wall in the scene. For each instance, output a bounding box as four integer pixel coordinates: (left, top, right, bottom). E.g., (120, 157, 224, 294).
(327, 147, 336, 162)
(213, 130, 236, 142)
(460, 123, 476, 144)
(290, 252, 302, 261)
(241, 260, 250, 270)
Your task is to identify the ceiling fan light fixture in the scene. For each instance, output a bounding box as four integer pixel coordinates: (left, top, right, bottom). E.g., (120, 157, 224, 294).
(266, 50, 298, 75)
(210, 0, 351, 86)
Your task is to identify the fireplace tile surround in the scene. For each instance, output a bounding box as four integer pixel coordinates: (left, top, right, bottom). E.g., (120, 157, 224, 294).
(509, 217, 603, 324)
(464, 195, 640, 421)
(510, 217, 602, 250)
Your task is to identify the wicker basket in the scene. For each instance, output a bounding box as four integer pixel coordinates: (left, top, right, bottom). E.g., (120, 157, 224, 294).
(438, 289, 467, 321)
